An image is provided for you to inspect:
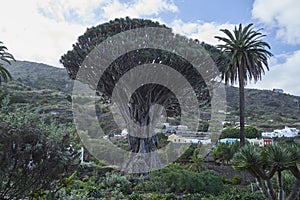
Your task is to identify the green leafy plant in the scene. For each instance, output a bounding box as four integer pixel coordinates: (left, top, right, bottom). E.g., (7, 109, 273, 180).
(0, 97, 79, 199)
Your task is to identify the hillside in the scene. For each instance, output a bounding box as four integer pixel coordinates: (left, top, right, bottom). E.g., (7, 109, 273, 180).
(225, 86, 300, 130)
(1, 80, 73, 124)
(2, 60, 300, 131)
(5, 60, 73, 93)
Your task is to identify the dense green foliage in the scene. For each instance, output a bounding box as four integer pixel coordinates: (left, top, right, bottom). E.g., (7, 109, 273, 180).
(0, 97, 79, 199)
(232, 144, 300, 200)
(213, 141, 240, 164)
(219, 126, 261, 139)
(134, 163, 224, 195)
(272, 171, 300, 200)
(204, 187, 266, 200)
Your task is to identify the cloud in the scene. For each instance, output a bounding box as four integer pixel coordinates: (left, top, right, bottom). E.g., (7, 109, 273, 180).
(37, 0, 107, 24)
(102, 0, 178, 20)
(252, 0, 300, 44)
(0, 0, 86, 67)
(170, 20, 235, 45)
(0, 0, 180, 67)
(247, 50, 300, 96)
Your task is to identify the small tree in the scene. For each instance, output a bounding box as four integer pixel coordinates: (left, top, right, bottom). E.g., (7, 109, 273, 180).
(188, 144, 206, 172)
(232, 144, 300, 200)
(213, 141, 239, 164)
(219, 126, 261, 139)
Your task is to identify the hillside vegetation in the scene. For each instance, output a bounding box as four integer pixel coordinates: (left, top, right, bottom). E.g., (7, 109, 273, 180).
(3, 60, 300, 131)
(5, 60, 73, 93)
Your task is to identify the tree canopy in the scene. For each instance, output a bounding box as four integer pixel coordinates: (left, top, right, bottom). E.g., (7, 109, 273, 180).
(219, 126, 261, 139)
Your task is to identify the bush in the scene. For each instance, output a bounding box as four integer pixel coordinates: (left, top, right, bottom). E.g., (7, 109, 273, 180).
(134, 164, 224, 195)
(231, 175, 242, 185)
(204, 187, 266, 200)
(0, 98, 79, 199)
(198, 170, 225, 195)
(101, 173, 132, 194)
(220, 126, 261, 139)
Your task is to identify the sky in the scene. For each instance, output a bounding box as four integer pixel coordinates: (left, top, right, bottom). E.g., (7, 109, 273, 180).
(0, 0, 300, 96)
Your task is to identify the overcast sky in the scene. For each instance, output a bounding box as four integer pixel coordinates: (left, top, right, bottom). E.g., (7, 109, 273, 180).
(0, 0, 299, 96)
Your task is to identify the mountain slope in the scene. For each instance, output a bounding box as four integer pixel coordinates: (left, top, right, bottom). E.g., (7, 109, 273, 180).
(225, 86, 300, 130)
(3, 60, 300, 130)
(5, 60, 73, 93)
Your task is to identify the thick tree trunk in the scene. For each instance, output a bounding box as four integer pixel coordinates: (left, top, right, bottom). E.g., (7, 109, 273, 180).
(120, 103, 163, 174)
(238, 66, 245, 146)
(286, 178, 300, 200)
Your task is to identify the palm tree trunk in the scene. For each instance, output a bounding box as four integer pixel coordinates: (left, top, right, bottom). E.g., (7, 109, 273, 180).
(238, 66, 245, 146)
(286, 178, 300, 200)
(278, 171, 284, 200)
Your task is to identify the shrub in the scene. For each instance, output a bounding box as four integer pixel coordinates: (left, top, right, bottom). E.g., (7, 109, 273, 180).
(0, 98, 79, 199)
(231, 175, 242, 185)
(101, 173, 132, 194)
(204, 187, 266, 200)
(134, 164, 224, 195)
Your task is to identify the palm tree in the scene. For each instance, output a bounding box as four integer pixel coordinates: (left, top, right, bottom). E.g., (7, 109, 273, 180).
(188, 144, 206, 172)
(215, 24, 272, 146)
(0, 41, 15, 85)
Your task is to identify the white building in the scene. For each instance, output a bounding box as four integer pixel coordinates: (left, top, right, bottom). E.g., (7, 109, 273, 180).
(168, 134, 211, 145)
(262, 126, 299, 138)
(273, 88, 284, 93)
(249, 138, 273, 147)
(164, 123, 188, 133)
(177, 125, 188, 131)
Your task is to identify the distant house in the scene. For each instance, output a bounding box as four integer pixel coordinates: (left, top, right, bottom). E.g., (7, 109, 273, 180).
(164, 123, 178, 133)
(262, 126, 299, 138)
(249, 138, 273, 147)
(167, 134, 211, 145)
(167, 134, 186, 143)
(164, 123, 188, 134)
(273, 88, 284, 93)
(218, 138, 240, 144)
(199, 138, 212, 145)
(184, 138, 200, 144)
(121, 129, 128, 136)
(177, 125, 188, 131)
